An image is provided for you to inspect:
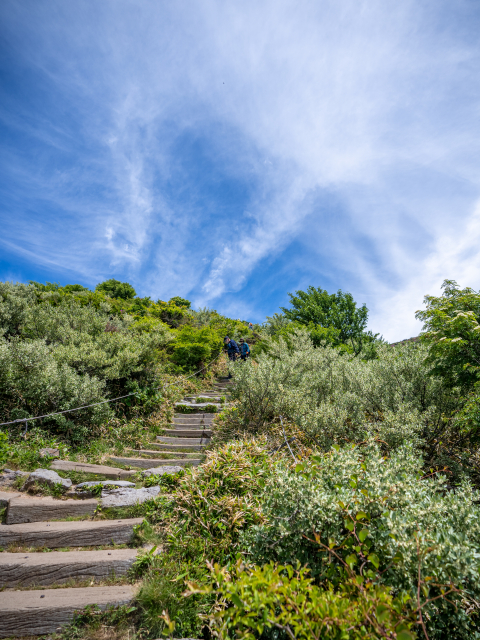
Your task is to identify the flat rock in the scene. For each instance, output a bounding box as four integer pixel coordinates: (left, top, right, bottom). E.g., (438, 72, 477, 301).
(6, 496, 97, 525)
(101, 486, 160, 508)
(24, 469, 72, 492)
(0, 517, 144, 548)
(51, 460, 135, 479)
(0, 491, 21, 508)
(0, 548, 138, 587)
(0, 585, 134, 636)
(141, 465, 183, 477)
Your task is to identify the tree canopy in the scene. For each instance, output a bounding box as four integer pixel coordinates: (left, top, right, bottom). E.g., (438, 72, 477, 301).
(95, 278, 136, 300)
(281, 286, 368, 352)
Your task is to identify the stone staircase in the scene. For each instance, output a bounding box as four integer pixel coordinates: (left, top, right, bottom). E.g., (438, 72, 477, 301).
(0, 377, 233, 636)
(106, 377, 233, 471)
(0, 489, 142, 636)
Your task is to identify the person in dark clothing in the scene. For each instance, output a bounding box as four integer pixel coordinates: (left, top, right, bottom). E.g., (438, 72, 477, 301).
(224, 336, 239, 378)
(224, 336, 239, 360)
(239, 338, 250, 360)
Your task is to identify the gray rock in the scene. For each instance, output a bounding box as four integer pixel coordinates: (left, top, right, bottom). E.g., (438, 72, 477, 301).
(39, 448, 60, 459)
(24, 469, 72, 492)
(141, 465, 183, 477)
(101, 486, 161, 508)
(66, 480, 136, 499)
(0, 469, 29, 489)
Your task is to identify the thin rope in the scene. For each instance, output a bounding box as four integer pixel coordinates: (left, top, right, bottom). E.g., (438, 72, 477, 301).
(0, 351, 223, 428)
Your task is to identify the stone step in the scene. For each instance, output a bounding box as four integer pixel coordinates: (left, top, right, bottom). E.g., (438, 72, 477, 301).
(0, 491, 21, 508)
(143, 445, 202, 457)
(51, 460, 135, 479)
(174, 412, 215, 420)
(127, 448, 200, 458)
(175, 402, 226, 409)
(0, 548, 138, 587)
(0, 518, 143, 549)
(152, 443, 205, 452)
(163, 428, 212, 437)
(157, 436, 208, 446)
(184, 396, 221, 404)
(6, 496, 98, 525)
(108, 456, 202, 469)
(0, 584, 134, 637)
(172, 415, 213, 427)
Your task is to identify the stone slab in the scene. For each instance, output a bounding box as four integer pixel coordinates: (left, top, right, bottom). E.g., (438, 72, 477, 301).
(144, 446, 200, 457)
(0, 517, 143, 548)
(101, 486, 160, 508)
(0, 548, 138, 587)
(109, 456, 201, 469)
(163, 429, 212, 437)
(0, 491, 21, 509)
(0, 585, 134, 637)
(153, 443, 206, 452)
(51, 460, 135, 479)
(6, 496, 98, 524)
(174, 412, 215, 420)
(157, 436, 207, 445)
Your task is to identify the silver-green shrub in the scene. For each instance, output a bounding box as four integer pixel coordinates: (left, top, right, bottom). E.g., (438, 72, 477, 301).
(227, 330, 460, 450)
(0, 283, 173, 441)
(243, 443, 480, 639)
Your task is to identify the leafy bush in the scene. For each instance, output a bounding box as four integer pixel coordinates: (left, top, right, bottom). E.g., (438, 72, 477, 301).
(0, 430, 9, 467)
(195, 560, 417, 640)
(243, 443, 480, 639)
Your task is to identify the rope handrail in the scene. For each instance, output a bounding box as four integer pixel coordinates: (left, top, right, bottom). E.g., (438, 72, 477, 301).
(0, 351, 223, 428)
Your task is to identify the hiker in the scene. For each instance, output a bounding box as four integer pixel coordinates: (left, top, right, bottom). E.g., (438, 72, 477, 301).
(224, 336, 239, 361)
(224, 336, 239, 378)
(248, 322, 253, 330)
(239, 338, 250, 360)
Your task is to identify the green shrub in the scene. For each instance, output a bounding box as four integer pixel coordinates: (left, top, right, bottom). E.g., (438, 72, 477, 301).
(195, 560, 417, 640)
(0, 430, 9, 467)
(243, 443, 480, 639)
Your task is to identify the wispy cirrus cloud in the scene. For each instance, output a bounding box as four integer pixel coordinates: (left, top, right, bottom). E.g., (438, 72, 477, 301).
(1, 0, 480, 338)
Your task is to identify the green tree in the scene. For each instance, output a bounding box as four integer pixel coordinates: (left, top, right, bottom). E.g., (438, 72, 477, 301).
(281, 286, 368, 354)
(416, 279, 480, 391)
(95, 279, 136, 300)
(169, 296, 191, 309)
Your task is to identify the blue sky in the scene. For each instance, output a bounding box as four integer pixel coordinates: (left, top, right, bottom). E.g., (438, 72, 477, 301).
(1, 0, 480, 340)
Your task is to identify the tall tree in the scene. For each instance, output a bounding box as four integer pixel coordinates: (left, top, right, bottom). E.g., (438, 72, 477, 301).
(95, 279, 136, 300)
(281, 286, 368, 353)
(416, 279, 480, 390)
